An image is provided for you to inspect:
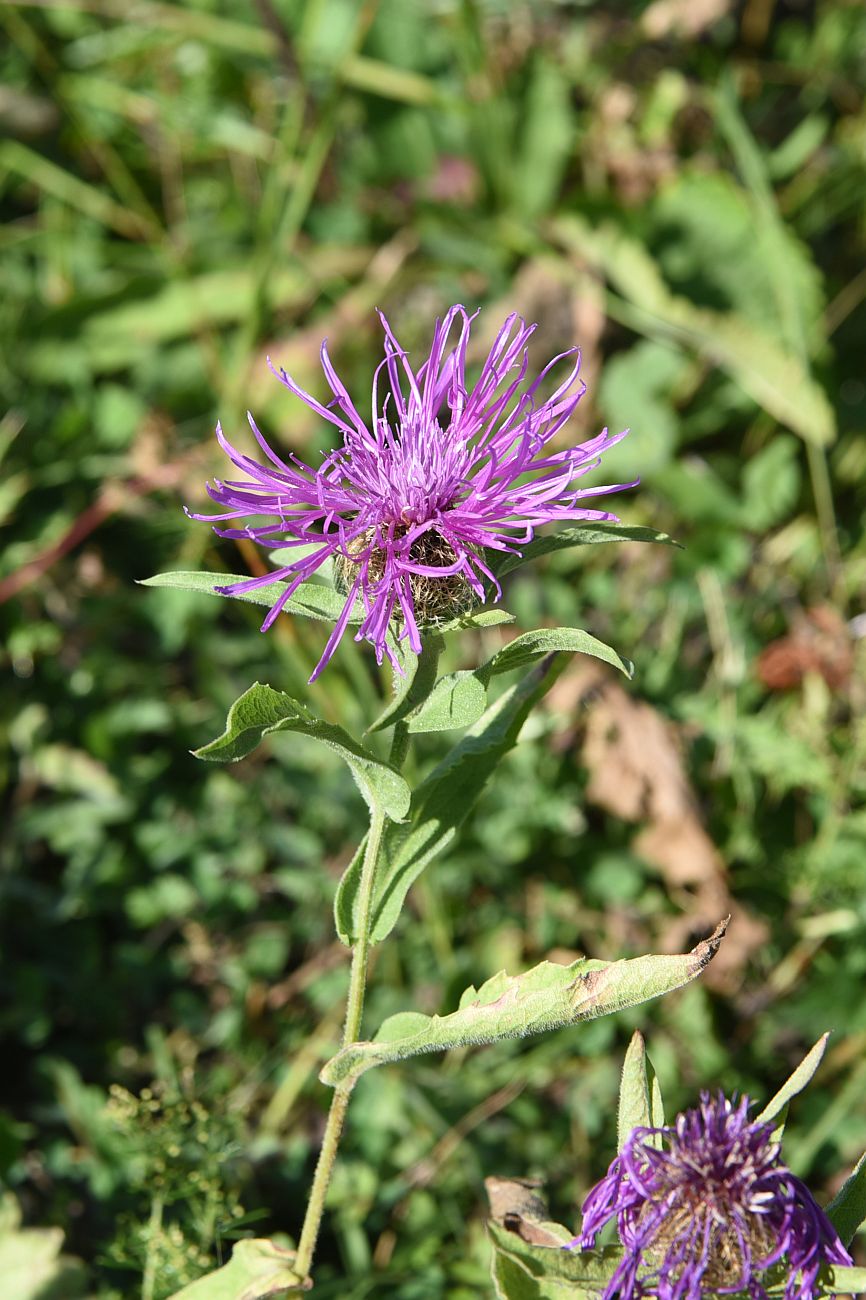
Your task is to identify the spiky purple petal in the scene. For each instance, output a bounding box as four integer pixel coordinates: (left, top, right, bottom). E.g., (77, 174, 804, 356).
(568, 1091, 852, 1300)
(190, 305, 636, 680)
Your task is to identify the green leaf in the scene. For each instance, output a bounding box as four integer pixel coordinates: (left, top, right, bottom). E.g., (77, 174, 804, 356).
(334, 654, 568, 944)
(194, 683, 411, 822)
(514, 54, 573, 220)
(0, 1194, 89, 1300)
(166, 1238, 305, 1299)
(405, 627, 632, 737)
(550, 216, 836, 447)
(755, 1033, 829, 1129)
(490, 1223, 618, 1300)
(484, 627, 633, 681)
(598, 340, 690, 479)
(140, 570, 360, 625)
(320, 920, 727, 1086)
(436, 606, 517, 633)
(617, 1030, 664, 1151)
(406, 670, 489, 733)
(742, 435, 802, 530)
(366, 636, 443, 734)
(826, 1152, 866, 1247)
(486, 1179, 618, 1298)
(488, 524, 679, 580)
(819, 1266, 866, 1295)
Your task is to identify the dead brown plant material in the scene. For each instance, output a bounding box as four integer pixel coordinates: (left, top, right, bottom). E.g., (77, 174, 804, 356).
(550, 664, 767, 990)
(757, 605, 854, 692)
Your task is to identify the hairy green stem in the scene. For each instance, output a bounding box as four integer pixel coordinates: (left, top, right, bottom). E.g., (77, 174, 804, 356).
(293, 806, 388, 1280)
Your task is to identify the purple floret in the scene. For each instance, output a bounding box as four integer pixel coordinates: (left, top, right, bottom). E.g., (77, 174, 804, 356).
(190, 305, 635, 681)
(568, 1091, 852, 1300)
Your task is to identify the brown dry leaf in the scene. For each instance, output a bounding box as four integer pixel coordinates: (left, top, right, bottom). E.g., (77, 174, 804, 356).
(641, 0, 732, 39)
(484, 1176, 567, 1248)
(552, 664, 766, 989)
(757, 605, 854, 692)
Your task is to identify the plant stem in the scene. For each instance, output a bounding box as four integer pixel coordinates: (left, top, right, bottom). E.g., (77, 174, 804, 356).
(293, 806, 388, 1280)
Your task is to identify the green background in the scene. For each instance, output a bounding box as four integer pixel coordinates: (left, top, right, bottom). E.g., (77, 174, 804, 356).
(2, 0, 865, 1295)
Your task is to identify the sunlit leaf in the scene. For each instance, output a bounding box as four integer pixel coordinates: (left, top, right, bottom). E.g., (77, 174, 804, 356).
(140, 570, 359, 624)
(617, 1030, 664, 1152)
(0, 1195, 88, 1300)
(321, 921, 727, 1086)
(194, 683, 411, 822)
(488, 524, 679, 581)
(167, 1238, 305, 1299)
(756, 1033, 829, 1131)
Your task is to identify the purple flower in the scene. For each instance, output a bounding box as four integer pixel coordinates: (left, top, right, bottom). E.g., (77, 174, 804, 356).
(190, 305, 634, 681)
(569, 1092, 851, 1300)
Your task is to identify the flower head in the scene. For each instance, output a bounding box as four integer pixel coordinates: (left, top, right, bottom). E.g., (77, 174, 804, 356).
(190, 305, 635, 680)
(569, 1092, 851, 1300)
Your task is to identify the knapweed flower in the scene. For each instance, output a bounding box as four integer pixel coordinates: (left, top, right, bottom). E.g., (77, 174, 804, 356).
(569, 1092, 851, 1300)
(191, 305, 634, 680)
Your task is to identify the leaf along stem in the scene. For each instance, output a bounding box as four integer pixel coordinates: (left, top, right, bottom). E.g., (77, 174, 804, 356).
(293, 804, 388, 1281)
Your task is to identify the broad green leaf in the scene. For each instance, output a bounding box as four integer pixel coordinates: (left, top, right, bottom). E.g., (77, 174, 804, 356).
(405, 627, 632, 736)
(550, 216, 836, 447)
(488, 524, 679, 580)
(334, 655, 568, 944)
(651, 169, 825, 355)
(194, 683, 411, 822)
(826, 1152, 866, 1247)
(167, 1238, 305, 1299)
(0, 1194, 89, 1300)
(321, 921, 727, 1086)
(756, 1033, 829, 1129)
(141, 570, 361, 624)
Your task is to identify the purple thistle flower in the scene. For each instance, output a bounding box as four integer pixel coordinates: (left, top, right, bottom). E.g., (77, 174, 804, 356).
(568, 1092, 852, 1300)
(190, 305, 635, 681)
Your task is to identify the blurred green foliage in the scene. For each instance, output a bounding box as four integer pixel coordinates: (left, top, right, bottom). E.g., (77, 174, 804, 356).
(2, 0, 866, 1295)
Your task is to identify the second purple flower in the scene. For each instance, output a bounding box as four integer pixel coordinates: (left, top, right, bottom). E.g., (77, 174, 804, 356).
(191, 305, 635, 680)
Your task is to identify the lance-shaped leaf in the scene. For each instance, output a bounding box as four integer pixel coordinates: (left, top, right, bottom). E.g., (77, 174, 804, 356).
(405, 627, 632, 735)
(321, 921, 727, 1086)
(334, 655, 567, 945)
(617, 1030, 665, 1152)
(487, 523, 679, 581)
(827, 1152, 866, 1248)
(195, 683, 411, 822)
(436, 606, 517, 633)
(166, 1238, 305, 1299)
(756, 1033, 829, 1135)
(141, 569, 362, 625)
